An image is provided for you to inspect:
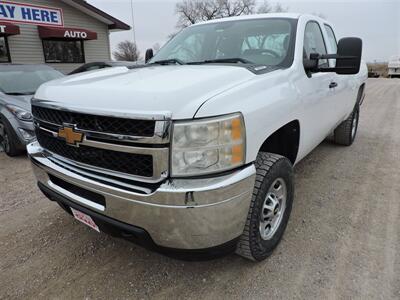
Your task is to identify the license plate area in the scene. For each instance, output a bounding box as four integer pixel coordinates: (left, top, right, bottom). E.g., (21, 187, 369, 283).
(71, 207, 100, 232)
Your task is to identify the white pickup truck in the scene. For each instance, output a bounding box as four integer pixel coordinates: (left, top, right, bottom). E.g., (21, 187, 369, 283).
(388, 56, 400, 78)
(28, 13, 367, 261)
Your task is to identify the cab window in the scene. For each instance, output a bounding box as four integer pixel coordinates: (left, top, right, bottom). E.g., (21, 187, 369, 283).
(303, 21, 328, 67)
(324, 24, 338, 54)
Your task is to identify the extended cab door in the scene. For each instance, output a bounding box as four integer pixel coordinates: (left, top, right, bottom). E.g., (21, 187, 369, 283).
(323, 24, 355, 122)
(297, 21, 338, 151)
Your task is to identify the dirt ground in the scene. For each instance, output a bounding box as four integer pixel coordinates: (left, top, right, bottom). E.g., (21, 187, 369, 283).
(0, 78, 399, 299)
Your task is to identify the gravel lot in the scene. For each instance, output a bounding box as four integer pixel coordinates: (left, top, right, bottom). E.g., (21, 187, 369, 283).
(0, 78, 399, 299)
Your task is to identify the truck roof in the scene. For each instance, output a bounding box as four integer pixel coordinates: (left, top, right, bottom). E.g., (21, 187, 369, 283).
(192, 13, 318, 26)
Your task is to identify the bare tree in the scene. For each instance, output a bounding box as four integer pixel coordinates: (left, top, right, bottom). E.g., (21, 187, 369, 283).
(175, 0, 256, 29)
(272, 2, 288, 12)
(113, 40, 140, 61)
(175, 1, 288, 29)
(257, 0, 271, 13)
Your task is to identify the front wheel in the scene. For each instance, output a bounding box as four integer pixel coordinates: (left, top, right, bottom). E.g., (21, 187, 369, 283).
(0, 119, 24, 157)
(236, 152, 294, 261)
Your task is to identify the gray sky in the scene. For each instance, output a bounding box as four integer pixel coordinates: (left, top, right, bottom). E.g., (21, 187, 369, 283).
(88, 0, 399, 62)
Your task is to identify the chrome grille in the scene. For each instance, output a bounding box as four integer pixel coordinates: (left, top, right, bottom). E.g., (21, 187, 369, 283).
(32, 105, 156, 137)
(36, 130, 154, 177)
(32, 103, 170, 183)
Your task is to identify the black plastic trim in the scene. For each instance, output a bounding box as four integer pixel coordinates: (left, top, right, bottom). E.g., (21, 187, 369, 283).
(48, 174, 106, 207)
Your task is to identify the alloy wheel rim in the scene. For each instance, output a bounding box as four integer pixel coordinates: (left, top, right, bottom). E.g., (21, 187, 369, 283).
(259, 178, 287, 240)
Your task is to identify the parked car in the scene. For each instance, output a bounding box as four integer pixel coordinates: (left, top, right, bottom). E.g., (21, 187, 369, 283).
(388, 56, 400, 78)
(68, 61, 142, 75)
(0, 64, 63, 156)
(28, 14, 367, 261)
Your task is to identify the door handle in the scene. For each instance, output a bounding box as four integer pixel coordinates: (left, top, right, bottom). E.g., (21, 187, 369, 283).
(329, 82, 338, 89)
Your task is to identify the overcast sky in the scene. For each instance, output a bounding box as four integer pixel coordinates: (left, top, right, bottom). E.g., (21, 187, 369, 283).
(87, 0, 399, 62)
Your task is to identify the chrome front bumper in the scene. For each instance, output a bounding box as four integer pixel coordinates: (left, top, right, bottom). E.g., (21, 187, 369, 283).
(28, 142, 256, 249)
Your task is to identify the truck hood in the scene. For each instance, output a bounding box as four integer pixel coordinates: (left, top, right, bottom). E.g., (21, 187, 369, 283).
(35, 65, 257, 119)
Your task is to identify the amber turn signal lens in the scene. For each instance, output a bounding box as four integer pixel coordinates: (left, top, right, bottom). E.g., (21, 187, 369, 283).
(231, 144, 244, 164)
(231, 118, 242, 140)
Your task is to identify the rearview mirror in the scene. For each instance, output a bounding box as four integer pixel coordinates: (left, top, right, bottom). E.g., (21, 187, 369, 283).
(145, 48, 154, 64)
(304, 37, 362, 75)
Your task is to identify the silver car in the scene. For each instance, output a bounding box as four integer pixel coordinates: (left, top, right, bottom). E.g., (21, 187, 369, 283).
(0, 64, 63, 156)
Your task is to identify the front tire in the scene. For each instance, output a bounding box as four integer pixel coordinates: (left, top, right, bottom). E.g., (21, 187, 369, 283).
(0, 119, 24, 157)
(236, 152, 294, 261)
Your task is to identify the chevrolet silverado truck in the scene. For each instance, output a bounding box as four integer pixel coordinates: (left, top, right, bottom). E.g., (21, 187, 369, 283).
(28, 13, 367, 261)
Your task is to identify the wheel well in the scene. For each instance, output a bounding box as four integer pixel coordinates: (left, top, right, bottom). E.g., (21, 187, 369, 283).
(356, 83, 366, 107)
(259, 120, 300, 164)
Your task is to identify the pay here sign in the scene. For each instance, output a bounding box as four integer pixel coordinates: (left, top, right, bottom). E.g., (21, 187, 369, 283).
(0, 1, 64, 27)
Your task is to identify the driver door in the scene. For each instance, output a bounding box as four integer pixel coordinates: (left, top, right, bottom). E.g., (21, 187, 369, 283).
(297, 21, 337, 153)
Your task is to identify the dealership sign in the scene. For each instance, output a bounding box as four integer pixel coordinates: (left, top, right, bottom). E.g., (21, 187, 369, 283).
(0, 21, 20, 35)
(38, 26, 97, 40)
(0, 1, 64, 27)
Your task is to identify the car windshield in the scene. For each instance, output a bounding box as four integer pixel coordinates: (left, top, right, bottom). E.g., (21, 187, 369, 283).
(151, 18, 295, 67)
(0, 67, 63, 95)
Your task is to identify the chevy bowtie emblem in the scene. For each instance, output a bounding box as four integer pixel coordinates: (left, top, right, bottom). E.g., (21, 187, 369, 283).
(58, 125, 83, 146)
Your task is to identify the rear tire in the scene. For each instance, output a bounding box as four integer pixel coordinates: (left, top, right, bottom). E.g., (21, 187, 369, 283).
(334, 105, 359, 146)
(236, 152, 294, 261)
(0, 119, 24, 157)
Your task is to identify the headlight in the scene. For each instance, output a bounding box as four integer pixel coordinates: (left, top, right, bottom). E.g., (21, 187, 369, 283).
(6, 104, 33, 122)
(171, 113, 245, 176)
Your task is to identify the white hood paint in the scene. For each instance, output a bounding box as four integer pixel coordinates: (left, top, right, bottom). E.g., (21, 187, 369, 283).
(35, 65, 255, 119)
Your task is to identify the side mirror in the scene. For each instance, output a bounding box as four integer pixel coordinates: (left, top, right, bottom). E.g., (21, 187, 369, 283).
(304, 37, 362, 75)
(335, 37, 362, 74)
(145, 48, 154, 63)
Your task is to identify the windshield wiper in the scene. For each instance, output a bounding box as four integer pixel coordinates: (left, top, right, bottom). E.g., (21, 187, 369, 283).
(188, 58, 254, 65)
(5, 92, 35, 96)
(149, 58, 185, 65)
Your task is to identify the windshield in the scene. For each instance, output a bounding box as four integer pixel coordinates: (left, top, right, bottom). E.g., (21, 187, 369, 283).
(151, 18, 295, 67)
(0, 68, 63, 95)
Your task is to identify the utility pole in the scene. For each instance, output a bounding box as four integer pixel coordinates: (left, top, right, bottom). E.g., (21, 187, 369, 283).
(130, 0, 136, 45)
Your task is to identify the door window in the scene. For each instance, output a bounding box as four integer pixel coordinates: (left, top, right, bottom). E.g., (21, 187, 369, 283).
(324, 24, 337, 54)
(303, 22, 328, 67)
